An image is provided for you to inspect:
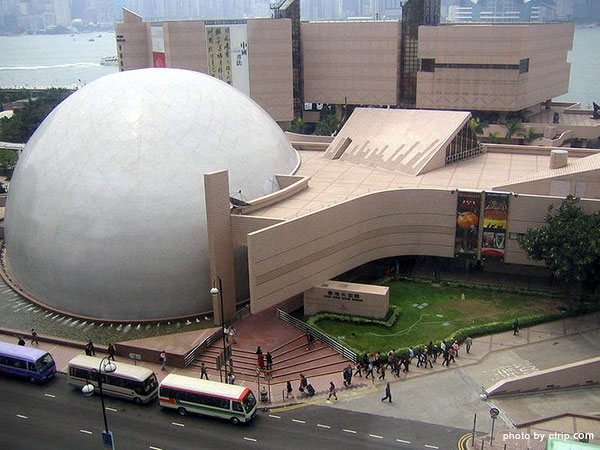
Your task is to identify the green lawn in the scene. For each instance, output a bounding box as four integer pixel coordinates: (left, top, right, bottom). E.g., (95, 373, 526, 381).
(311, 280, 562, 353)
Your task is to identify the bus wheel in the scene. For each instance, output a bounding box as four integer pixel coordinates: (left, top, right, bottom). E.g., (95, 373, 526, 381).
(134, 397, 142, 405)
(230, 417, 240, 425)
(178, 407, 187, 416)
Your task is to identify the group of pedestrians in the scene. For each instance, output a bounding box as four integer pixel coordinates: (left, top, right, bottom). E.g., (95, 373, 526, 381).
(256, 346, 274, 371)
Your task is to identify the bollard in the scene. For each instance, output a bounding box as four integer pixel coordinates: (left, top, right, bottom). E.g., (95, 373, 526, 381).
(481, 439, 485, 450)
(282, 390, 285, 402)
(503, 445, 506, 450)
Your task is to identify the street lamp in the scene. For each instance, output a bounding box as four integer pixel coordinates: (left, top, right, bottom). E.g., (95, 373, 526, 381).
(82, 356, 117, 449)
(210, 276, 228, 383)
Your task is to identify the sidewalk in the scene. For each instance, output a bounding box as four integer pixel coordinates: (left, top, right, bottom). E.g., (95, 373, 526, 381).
(2, 312, 599, 410)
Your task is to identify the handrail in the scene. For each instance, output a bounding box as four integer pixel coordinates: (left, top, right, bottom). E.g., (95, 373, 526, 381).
(276, 309, 357, 363)
(183, 304, 251, 367)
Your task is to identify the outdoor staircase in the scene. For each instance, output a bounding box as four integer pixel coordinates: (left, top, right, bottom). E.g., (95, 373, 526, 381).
(189, 334, 351, 384)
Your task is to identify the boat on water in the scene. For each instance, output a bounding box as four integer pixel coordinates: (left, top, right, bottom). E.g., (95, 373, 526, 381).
(100, 56, 119, 66)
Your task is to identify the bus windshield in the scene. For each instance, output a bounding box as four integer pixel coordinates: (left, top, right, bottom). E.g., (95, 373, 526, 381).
(36, 354, 55, 373)
(143, 373, 158, 394)
(242, 391, 256, 412)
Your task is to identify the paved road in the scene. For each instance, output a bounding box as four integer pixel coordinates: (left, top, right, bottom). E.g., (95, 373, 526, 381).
(0, 374, 467, 450)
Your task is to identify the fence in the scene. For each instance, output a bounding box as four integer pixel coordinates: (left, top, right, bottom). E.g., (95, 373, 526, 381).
(183, 304, 251, 368)
(276, 309, 358, 363)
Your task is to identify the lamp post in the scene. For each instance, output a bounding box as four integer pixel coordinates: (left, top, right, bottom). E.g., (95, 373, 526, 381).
(82, 356, 117, 449)
(210, 276, 228, 383)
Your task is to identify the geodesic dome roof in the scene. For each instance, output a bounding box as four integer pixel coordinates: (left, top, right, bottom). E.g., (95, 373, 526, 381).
(4, 68, 299, 320)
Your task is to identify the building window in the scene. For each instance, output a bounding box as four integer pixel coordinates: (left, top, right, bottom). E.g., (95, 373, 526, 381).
(421, 59, 435, 72)
(519, 58, 529, 74)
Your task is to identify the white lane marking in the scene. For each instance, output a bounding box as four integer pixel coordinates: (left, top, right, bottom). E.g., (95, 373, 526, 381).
(79, 429, 93, 435)
(44, 394, 56, 398)
(16, 414, 28, 419)
(171, 422, 185, 427)
(369, 434, 383, 439)
(243, 437, 257, 442)
(268, 414, 281, 419)
(424, 445, 439, 449)
(317, 424, 331, 429)
(105, 407, 118, 412)
(343, 429, 357, 434)
(292, 419, 306, 424)
(149, 446, 163, 450)
(396, 439, 411, 444)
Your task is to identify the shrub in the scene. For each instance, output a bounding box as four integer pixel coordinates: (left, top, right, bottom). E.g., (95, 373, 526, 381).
(307, 306, 402, 329)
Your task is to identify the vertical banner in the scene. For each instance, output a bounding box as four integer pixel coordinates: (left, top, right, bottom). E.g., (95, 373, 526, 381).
(151, 23, 165, 68)
(455, 191, 482, 257)
(481, 192, 509, 261)
(206, 20, 249, 96)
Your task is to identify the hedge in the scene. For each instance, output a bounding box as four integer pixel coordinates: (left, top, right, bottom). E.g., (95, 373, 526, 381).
(307, 305, 402, 329)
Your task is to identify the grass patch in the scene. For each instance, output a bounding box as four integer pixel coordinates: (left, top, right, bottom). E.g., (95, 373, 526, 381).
(308, 279, 568, 354)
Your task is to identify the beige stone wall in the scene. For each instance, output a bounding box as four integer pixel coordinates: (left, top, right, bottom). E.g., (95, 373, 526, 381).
(417, 22, 574, 111)
(163, 21, 208, 73)
(247, 19, 294, 122)
(247, 188, 456, 313)
(495, 169, 600, 199)
(301, 21, 401, 105)
(246, 188, 600, 313)
(304, 281, 389, 318)
(115, 10, 151, 70)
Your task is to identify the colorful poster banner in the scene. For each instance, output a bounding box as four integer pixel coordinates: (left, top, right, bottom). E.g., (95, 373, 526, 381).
(454, 191, 482, 257)
(151, 24, 165, 68)
(206, 21, 249, 96)
(481, 192, 509, 261)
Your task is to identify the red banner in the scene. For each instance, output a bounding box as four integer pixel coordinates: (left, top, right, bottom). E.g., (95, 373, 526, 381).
(153, 52, 166, 68)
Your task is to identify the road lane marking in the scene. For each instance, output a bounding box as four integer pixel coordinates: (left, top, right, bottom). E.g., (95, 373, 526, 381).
(317, 424, 331, 429)
(16, 414, 28, 419)
(44, 394, 56, 398)
(79, 429, 93, 435)
(243, 437, 257, 442)
(105, 407, 118, 412)
(268, 414, 281, 419)
(149, 446, 163, 450)
(424, 445, 439, 449)
(171, 422, 185, 427)
(396, 439, 411, 444)
(369, 434, 383, 439)
(343, 429, 357, 434)
(292, 419, 306, 424)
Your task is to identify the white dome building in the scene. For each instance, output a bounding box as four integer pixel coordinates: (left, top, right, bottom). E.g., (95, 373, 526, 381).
(4, 68, 299, 320)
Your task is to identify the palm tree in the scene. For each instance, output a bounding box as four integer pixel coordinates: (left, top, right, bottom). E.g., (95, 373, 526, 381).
(519, 127, 544, 143)
(469, 118, 489, 135)
(502, 119, 524, 140)
(488, 132, 500, 144)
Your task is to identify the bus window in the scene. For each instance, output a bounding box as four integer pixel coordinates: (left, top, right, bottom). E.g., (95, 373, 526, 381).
(27, 362, 37, 372)
(35, 354, 54, 373)
(242, 391, 256, 412)
(232, 401, 243, 412)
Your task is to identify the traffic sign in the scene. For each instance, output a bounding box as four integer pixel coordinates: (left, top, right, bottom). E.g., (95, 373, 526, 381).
(264, 375, 273, 381)
(490, 407, 499, 418)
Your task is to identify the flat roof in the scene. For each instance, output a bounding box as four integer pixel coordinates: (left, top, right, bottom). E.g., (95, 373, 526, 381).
(251, 149, 574, 220)
(160, 374, 249, 401)
(0, 341, 49, 361)
(318, 280, 389, 295)
(69, 354, 155, 380)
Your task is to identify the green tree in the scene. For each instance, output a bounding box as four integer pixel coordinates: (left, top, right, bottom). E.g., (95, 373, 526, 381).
(487, 131, 500, 143)
(502, 118, 524, 140)
(315, 113, 340, 136)
(469, 118, 488, 135)
(285, 117, 306, 134)
(519, 127, 544, 143)
(518, 196, 600, 300)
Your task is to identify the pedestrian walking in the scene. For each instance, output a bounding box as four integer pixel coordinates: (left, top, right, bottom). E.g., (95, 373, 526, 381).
(306, 332, 315, 350)
(31, 329, 39, 345)
(159, 351, 167, 370)
(513, 319, 519, 335)
(299, 373, 308, 394)
(381, 382, 392, 403)
(107, 343, 116, 361)
(230, 327, 237, 344)
(265, 351, 273, 371)
(327, 381, 338, 401)
(286, 380, 294, 399)
(378, 364, 386, 380)
(256, 345, 262, 355)
(452, 341, 459, 358)
(465, 336, 473, 354)
(17, 336, 25, 346)
(224, 326, 229, 343)
(258, 352, 265, 370)
(200, 362, 209, 379)
(85, 340, 96, 356)
(365, 362, 375, 379)
(354, 361, 362, 377)
(448, 347, 456, 364)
